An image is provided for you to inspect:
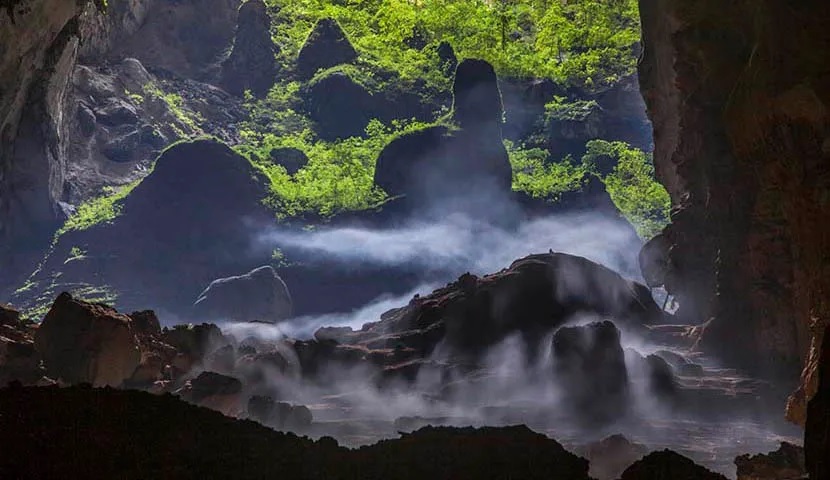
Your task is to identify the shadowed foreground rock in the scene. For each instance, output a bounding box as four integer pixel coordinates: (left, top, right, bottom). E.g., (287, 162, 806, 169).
(619, 450, 728, 480)
(0, 385, 593, 480)
(805, 329, 830, 480)
(734, 442, 805, 480)
(34, 292, 140, 387)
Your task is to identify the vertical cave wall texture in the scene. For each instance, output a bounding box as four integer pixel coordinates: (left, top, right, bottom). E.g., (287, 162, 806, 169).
(638, 0, 830, 391)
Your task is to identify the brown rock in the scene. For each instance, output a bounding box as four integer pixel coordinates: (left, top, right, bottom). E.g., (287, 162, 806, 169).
(638, 0, 830, 377)
(34, 292, 140, 387)
(735, 442, 805, 480)
(619, 450, 728, 480)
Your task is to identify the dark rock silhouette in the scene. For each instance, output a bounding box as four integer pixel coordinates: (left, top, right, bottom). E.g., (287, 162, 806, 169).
(303, 70, 374, 140)
(221, 0, 278, 97)
(193, 265, 293, 324)
(269, 147, 309, 175)
(0, 385, 596, 479)
(452, 59, 503, 128)
(436, 41, 457, 76)
(296, 18, 357, 79)
(620, 450, 728, 480)
(806, 329, 830, 480)
(552, 321, 630, 423)
(248, 395, 313, 430)
(373, 59, 512, 211)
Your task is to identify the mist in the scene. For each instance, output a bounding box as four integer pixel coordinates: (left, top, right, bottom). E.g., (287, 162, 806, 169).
(259, 210, 643, 278)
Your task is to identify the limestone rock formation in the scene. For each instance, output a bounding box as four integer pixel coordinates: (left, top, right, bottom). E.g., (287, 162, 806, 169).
(734, 442, 806, 480)
(619, 450, 728, 480)
(638, 0, 830, 378)
(552, 321, 630, 423)
(12, 139, 274, 317)
(109, 0, 240, 80)
(373, 59, 512, 209)
(193, 265, 293, 324)
(33, 292, 140, 386)
(303, 70, 374, 141)
(0, 0, 93, 289)
(221, 0, 278, 97)
(296, 18, 357, 79)
(301, 252, 661, 376)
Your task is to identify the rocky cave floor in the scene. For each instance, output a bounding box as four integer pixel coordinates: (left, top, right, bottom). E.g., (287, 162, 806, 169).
(0, 258, 811, 479)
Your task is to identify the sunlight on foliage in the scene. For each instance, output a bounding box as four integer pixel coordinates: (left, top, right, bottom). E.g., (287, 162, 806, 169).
(585, 140, 670, 239)
(238, 119, 438, 218)
(266, 0, 640, 89)
(506, 140, 587, 201)
(57, 180, 142, 236)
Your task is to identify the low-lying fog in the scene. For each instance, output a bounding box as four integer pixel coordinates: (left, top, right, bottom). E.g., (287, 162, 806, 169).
(217, 209, 798, 478)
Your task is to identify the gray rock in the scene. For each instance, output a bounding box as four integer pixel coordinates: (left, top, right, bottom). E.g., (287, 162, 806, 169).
(76, 103, 97, 137)
(96, 100, 139, 127)
(118, 58, 153, 93)
(194, 266, 292, 324)
(269, 147, 309, 175)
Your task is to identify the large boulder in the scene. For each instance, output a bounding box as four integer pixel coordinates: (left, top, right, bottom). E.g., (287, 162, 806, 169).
(193, 265, 293, 324)
(619, 450, 728, 480)
(34, 293, 140, 387)
(296, 18, 357, 79)
(303, 70, 374, 141)
(221, 0, 278, 97)
(552, 321, 630, 423)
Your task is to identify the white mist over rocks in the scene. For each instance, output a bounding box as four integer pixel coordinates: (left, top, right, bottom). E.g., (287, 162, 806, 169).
(258, 211, 643, 279)
(206, 209, 797, 478)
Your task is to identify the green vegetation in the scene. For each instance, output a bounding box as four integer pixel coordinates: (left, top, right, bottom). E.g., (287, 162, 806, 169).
(506, 139, 670, 239)
(142, 83, 204, 137)
(267, 0, 640, 89)
(506, 141, 586, 201)
(584, 140, 670, 238)
(238, 119, 437, 218)
(57, 180, 141, 236)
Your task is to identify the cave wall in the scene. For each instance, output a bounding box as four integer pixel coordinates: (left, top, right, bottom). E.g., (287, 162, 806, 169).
(0, 0, 241, 298)
(0, 0, 98, 286)
(638, 0, 830, 399)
